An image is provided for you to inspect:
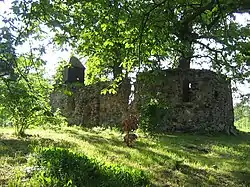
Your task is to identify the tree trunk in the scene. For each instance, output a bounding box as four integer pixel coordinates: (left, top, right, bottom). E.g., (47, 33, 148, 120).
(178, 39, 193, 102)
(113, 65, 122, 79)
(179, 57, 191, 102)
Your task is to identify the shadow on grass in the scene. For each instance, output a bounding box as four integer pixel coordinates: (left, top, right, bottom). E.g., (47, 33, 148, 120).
(156, 133, 250, 187)
(0, 134, 77, 186)
(61, 128, 250, 187)
(0, 139, 31, 157)
(0, 137, 76, 157)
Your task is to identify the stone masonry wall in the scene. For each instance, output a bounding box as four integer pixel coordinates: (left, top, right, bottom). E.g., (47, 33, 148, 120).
(51, 68, 236, 134)
(134, 68, 236, 134)
(50, 80, 131, 127)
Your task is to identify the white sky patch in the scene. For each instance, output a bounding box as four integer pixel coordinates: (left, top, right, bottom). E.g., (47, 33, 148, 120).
(0, 0, 11, 14)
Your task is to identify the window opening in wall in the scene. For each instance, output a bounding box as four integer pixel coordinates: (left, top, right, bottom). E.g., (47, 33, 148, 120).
(214, 90, 219, 100)
(183, 79, 191, 102)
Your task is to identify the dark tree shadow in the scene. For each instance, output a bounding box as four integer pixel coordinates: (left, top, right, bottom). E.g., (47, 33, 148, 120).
(0, 137, 76, 157)
(58, 127, 250, 186)
(2, 128, 248, 187)
(0, 134, 78, 186)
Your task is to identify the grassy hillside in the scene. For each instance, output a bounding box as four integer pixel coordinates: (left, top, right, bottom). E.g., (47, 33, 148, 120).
(1, 126, 250, 187)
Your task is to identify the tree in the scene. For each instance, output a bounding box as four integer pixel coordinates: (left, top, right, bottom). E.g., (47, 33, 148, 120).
(12, 0, 250, 86)
(0, 53, 53, 136)
(0, 13, 57, 136)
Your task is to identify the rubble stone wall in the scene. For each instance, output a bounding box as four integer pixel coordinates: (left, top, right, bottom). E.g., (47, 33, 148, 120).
(50, 68, 236, 134)
(134, 69, 236, 134)
(50, 80, 131, 127)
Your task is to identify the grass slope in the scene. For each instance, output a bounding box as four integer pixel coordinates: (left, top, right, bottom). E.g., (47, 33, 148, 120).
(1, 126, 250, 187)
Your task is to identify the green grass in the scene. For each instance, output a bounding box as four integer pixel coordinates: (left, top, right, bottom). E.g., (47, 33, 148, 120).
(235, 118, 250, 132)
(1, 126, 250, 187)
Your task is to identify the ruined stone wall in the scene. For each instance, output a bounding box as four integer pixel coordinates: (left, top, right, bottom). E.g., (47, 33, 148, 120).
(50, 80, 131, 127)
(51, 68, 236, 134)
(134, 69, 236, 134)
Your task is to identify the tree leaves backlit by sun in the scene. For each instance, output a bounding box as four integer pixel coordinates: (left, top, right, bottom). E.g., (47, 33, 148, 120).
(9, 0, 250, 86)
(0, 9, 55, 136)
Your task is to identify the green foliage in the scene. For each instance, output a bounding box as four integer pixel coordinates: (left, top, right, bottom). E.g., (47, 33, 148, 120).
(12, 147, 150, 187)
(137, 71, 173, 134)
(0, 105, 11, 126)
(0, 54, 55, 136)
(140, 98, 168, 134)
(11, 0, 250, 86)
(36, 109, 68, 131)
(234, 102, 250, 132)
(0, 12, 64, 136)
(52, 60, 68, 86)
(235, 117, 250, 132)
(0, 26, 16, 80)
(0, 81, 42, 136)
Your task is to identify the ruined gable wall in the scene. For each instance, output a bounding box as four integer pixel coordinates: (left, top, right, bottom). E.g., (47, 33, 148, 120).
(50, 79, 131, 127)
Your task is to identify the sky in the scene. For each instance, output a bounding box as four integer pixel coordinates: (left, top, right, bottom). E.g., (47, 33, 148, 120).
(0, 0, 250, 103)
(0, 0, 72, 77)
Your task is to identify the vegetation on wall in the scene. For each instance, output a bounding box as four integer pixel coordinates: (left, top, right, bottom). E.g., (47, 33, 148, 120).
(136, 70, 173, 134)
(140, 98, 172, 134)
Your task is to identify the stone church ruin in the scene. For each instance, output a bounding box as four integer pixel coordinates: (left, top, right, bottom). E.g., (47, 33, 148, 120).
(50, 59, 236, 134)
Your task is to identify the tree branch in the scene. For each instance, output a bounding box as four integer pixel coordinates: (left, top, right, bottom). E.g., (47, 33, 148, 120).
(182, 0, 218, 25)
(138, 0, 168, 63)
(194, 40, 221, 54)
(194, 40, 238, 71)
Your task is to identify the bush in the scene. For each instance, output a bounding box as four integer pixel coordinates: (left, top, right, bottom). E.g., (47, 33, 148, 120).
(10, 147, 150, 187)
(139, 98, 172, 135)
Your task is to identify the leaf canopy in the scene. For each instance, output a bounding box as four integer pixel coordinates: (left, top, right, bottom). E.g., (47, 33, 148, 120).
(11, 0, 250, 84)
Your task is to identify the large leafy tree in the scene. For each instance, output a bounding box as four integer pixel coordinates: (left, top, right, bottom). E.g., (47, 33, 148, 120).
(12, 0, 250, 89)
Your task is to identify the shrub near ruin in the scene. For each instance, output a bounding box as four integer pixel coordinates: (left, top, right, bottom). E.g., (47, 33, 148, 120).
(122, 114, 139, 147)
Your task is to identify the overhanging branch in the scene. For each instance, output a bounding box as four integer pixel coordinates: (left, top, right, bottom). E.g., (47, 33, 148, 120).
(138, 0, 168, 64)
(182, 0, 218, 26)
